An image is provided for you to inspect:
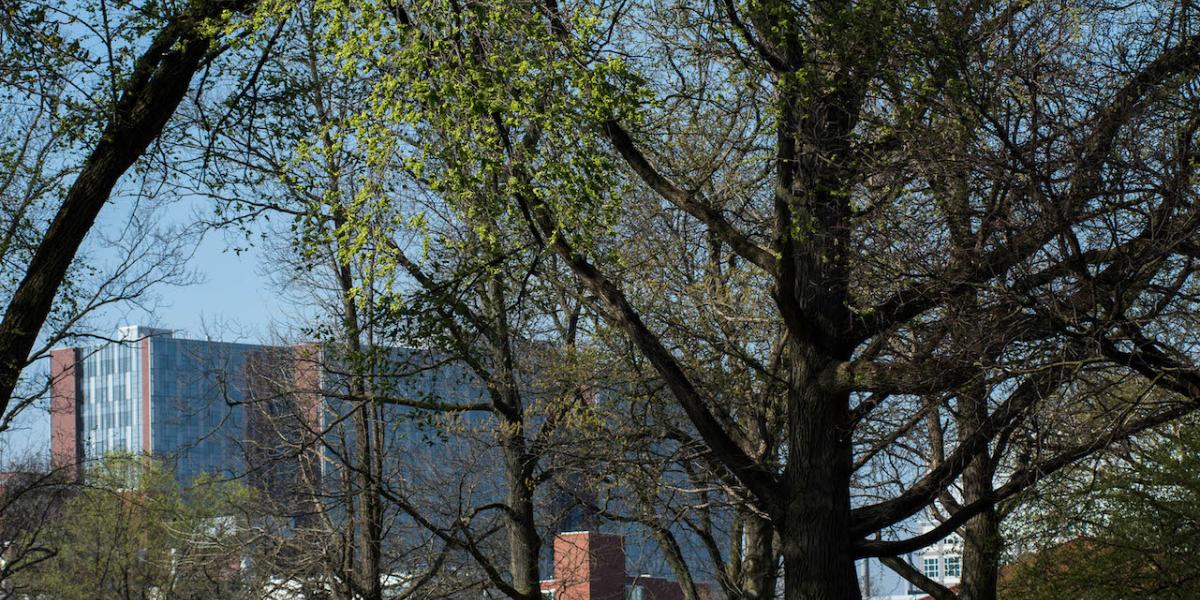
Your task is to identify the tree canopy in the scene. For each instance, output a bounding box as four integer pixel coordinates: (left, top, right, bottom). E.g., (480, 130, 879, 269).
(3, 2, 1200, 600)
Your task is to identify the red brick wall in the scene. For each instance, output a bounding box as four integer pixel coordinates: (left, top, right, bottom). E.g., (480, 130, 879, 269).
(547, 532, 628, 600)
(542, 532, 696, 600)
(242, 343, 325, 517)
(291, 343, 324, 499)
(49, 348, 80, 479)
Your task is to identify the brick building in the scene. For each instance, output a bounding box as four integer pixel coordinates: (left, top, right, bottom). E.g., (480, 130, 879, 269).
(541, 532, 709, 600)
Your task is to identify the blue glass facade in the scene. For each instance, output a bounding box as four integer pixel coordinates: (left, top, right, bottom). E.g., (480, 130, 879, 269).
(148, 335, 263, 484)
(69, 328, 490, 489)
(74, 326, 268, 486)
(314, 346, 489, 472)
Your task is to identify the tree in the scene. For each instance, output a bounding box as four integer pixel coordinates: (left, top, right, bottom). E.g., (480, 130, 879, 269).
(0, 0, 264, 424)
(0, 8, 196, 431)
(1003, 416, 1200, 600)
(318, 1, 1200, 599)
(193, 6, 602, 597)
(15, 454, 261, 599)
(0, 456, 73, 597)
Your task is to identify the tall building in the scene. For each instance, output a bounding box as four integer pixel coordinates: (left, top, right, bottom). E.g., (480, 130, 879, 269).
(50, 325, 489, 489)
(50, 326, 715, 590)
(51, 326, 271, 485)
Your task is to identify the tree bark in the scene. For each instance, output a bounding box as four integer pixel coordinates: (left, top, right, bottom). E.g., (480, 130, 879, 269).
(741, 511, 778, 600)
(958, 450, 999, 600)
(500, 426, 541, 600)
(487, 276, 542, 600)
(955, 369, 999, 600)
(781, 357, 860, 600)
(332, 233, 383, 600)
(952, 382, 1000, 600)
(774, 60, 864, 600)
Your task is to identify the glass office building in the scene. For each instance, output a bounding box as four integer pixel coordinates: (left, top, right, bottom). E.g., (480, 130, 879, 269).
(52, 326, 268, 485)
(51, 326, 489, 488)
(48, 325, 711, 587)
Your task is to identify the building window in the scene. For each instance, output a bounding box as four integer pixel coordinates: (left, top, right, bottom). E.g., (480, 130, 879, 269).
(923, 557, 940, 579)
(625, 585, 644, 600)
(944, 556, 961, 577)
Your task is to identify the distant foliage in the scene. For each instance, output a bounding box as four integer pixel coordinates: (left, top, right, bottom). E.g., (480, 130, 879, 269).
(14, 454, 261, 600)
(1005, 420, 1200, 600)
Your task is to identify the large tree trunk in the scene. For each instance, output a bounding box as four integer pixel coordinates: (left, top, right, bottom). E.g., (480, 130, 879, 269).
(775, 65, 863, 598)
(958, 450, 1000, 600)
(781, 366, 861, 600)
(501, 427, 541, 600)
(779, 380, 865, 600)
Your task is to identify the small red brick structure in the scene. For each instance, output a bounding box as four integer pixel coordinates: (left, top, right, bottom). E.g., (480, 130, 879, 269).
(540, 532, 687, 600)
